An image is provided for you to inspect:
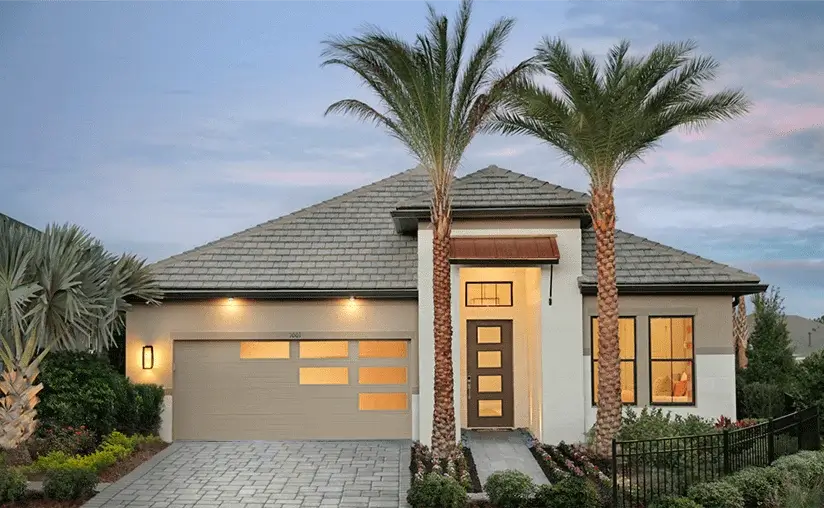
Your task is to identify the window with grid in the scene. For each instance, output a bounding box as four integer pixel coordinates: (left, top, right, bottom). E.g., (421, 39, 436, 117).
(649, 316, 695, 405)
(591, 317, 636, 405)
(465, 282, 513, 307)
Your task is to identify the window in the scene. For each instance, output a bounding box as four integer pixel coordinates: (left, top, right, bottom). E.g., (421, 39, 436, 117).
(358, 367, 407, 385)
(299, 367, 349, 385)
(239, 341, 290, 359)
(466, 282, 513, 307)
(299, 341, 348, 359)
(358, 393, 408, 411)
(650, 317, 695, 405)
(358, 341, 408, 358)
(591, 317, 636, 405)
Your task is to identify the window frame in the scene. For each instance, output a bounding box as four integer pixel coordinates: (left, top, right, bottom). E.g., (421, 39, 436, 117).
(465, 281, 514, 307)
(648, 315, 697, 407)
(590, 316, 638, 407)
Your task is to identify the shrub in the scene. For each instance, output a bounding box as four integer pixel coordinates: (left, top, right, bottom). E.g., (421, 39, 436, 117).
(534, 477, 599, 508)
(649, 496, 703, 508)
(43, 466, 98, 500)
(39, 352, 134, 438)
(737, 381, 788, 419)
(687, 481, 745, 508)
(407, 473, 467, 508)
(771, 451, 824, 489)
(790, 351, 824, 427)
(28, 451, 71, 473)
(29, 423, 97, 458)
(725, 467, 786, 508)
(782, 479, 824, 508)
(484, 470, 535, 508)
(133, 384, 165, 435)
(0, 467, 27, 503)
(618, 407, 715, 441)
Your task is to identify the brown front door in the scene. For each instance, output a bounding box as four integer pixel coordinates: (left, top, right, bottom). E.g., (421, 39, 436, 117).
(467, 320, 514, 428)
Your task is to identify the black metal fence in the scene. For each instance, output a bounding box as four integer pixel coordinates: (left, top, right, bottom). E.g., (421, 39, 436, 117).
(611, 407, 821, 507)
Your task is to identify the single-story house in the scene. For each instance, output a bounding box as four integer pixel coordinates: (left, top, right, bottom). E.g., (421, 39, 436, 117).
(748, 314, 824, 361)
(126, 165, 766, 444)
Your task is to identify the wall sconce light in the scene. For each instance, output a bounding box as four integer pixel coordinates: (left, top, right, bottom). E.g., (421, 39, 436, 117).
(142, 345, 154, 370)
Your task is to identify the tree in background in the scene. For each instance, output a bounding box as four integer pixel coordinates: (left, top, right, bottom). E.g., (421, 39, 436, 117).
(492, 38, 749, 455)
(742, 287, 796, 387)
(733, 297, 749, 369)
(815, 315, 824, 324)
(321, 0, 533, 459)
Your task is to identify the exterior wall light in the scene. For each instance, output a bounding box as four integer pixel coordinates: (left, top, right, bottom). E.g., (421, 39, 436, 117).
(142, 345, 154, 370)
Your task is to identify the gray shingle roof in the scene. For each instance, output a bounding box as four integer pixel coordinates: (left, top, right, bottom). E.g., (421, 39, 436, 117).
(396, 165, 590, 210)
(580, 229, 761, 285)
(151, 165, 761, 292)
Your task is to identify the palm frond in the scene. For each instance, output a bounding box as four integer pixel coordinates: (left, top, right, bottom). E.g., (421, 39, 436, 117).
(492, 38, 750, 186)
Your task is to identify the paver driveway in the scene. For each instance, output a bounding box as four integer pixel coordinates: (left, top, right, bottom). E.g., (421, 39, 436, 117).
(85, 441, 412, 508)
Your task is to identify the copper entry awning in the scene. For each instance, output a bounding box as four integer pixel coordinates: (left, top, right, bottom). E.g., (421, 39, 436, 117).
(449, 236, 560, 265)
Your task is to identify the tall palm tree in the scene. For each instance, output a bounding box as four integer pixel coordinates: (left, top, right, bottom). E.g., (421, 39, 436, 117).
(493, 38, 749, 454)
(0, 221, 161, 449)
(321, 0, 532, 459)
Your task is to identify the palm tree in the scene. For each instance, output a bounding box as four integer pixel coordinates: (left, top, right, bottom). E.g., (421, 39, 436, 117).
(321, 0, 532, 459)
(0, 221, 161, 449)
(493, 38, 749, 454)
(734, 297, 749, 369)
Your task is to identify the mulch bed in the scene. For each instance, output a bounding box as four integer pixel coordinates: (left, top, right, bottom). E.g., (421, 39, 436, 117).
(1, 493, 89, 508)
(98, 442, 169, 483)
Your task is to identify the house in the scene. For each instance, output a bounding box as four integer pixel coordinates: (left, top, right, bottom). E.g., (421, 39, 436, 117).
(747, 314, 824, 361)
(0, 212, 38, 233)
(125, 165, 766, 444)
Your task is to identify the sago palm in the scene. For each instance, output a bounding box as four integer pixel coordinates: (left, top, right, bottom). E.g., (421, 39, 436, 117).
(0, 221, 161, 449)
(493, 38, 749, 454)
(321, 0, 532, 458)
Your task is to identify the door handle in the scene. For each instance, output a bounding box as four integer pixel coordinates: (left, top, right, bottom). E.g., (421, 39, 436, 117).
(467, 376, 472, 399)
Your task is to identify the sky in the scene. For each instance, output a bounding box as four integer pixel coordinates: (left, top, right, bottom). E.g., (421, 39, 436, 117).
(1, 1, 822, 318)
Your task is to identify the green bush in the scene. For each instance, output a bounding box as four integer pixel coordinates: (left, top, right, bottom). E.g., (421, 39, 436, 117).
(687, 481, 745, 508)
(484, 470, 535, 508)
(649, 496, 703, 508)
(0, 468, 27, 502)
(407, 473, 467, 508)
(737, 381, 787, 419)
(782, 479, 824, 508)
(771, 451, 824, 489)
(725, 467, 785, 508)
(133, 384, 165, 435)
(618, 407, 716, 441)
(29, 424, 97, 458)
(790, 351, 824, 427)
(533, 477, 599, 508)
(43, 466, 98, 500)
(28, 451, 71, 473)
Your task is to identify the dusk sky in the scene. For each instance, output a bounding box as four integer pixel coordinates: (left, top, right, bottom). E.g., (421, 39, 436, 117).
(1, 1, 822, 317)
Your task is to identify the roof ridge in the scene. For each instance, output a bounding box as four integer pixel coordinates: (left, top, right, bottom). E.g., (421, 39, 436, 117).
(613, 228, 760, 279)
(151, 166, 423, 269)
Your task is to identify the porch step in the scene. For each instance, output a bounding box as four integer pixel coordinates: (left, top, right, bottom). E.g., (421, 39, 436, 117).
(464, 430, 549, 487)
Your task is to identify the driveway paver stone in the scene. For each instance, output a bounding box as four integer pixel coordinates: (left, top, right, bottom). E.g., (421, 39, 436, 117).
(83, 441, 411, 508)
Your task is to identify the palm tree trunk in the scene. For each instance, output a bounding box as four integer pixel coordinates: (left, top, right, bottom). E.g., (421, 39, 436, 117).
(0, 360, 43, 450)
(431, 200, 456, 460)
(734, 298, 748, 369)
(590, 185, 621, 456)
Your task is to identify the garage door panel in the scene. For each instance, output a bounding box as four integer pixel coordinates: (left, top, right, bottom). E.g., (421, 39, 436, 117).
(173, 340, 411, 440)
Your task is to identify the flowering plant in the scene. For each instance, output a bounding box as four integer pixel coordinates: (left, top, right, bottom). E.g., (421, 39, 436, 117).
(30, 424, 96, 458)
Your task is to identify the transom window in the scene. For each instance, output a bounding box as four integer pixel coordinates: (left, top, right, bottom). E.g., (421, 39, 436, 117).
(591, 317, 637, 405)
(650, 316, 695, 405)
(466, 282, 513, 307)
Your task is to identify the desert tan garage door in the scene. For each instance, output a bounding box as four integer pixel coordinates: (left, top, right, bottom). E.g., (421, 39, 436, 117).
(172, 339, 412, 440)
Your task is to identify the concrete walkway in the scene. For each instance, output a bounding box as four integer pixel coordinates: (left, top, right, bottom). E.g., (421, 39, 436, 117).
(464, 430, 549, 486)
(83, 440, 412, 508)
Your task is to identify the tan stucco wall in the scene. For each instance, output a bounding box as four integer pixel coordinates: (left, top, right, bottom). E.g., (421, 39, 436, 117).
(125, 298, 419, 390)
(582, 294, 735, 410)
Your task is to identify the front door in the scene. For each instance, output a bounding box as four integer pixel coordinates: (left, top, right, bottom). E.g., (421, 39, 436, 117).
(467, 320, 514, 428)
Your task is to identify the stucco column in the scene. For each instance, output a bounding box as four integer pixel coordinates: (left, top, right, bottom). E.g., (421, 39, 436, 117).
(417, 226, 435, 445)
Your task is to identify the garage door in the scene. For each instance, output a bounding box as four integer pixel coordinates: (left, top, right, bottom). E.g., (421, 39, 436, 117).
(172, 339, 412, 440)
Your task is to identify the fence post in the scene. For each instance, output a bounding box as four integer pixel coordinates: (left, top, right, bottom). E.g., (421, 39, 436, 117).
(767, 417, 775, 463)
(612, 439, 618, 507)
(796, 410, 803, 452)
(816, 408, 821, 450)
(722, 429, 731, 475)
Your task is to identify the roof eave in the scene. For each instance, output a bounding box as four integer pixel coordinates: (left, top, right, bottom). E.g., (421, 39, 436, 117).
(391, 205, 591, 233)
(149, 287, 419, 302)
(578, 282, 768, 296)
